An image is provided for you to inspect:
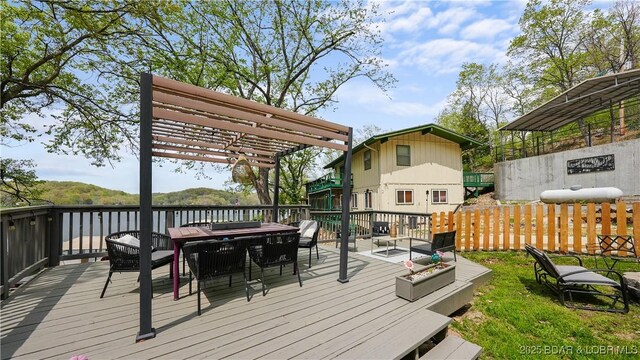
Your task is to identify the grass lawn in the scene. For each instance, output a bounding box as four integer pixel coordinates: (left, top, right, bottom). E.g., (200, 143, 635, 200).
(451, 251, 639, 359)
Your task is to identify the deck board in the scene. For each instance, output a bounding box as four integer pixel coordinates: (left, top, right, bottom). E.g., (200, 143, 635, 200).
(1, 241, 490, 360)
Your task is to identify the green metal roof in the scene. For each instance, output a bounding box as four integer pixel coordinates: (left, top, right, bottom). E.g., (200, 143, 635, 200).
(324, 123, 483, 169)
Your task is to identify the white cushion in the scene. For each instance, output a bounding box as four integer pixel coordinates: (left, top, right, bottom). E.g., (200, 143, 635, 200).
(112, 234, 157, 251)
(113, 234, 140, 248)
(298, 220, 318, 239)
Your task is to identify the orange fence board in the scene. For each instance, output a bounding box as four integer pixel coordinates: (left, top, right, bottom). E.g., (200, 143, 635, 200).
(536, 204, 544, 249)
(548, 205, 556, 251)
(573, 203, 582, 253)
(473, 209, 480, 250)
(616, 201, 627, 256)
(503, 207, 510, 251)
(483, 209, 490, 250)
(524, 204, 532, 246)
(447, 211, 454, 231)
(560, 204, 568, 253)
(455, 211, 462, 250)
(601, 202, 611, 235)
(464, 210, 471, 251)
(493, 208, 500, 251)
(587, 203, 596, 251)
(514, 205, 521, 250)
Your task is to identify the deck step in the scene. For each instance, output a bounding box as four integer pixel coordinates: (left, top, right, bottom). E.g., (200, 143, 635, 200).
(421, 335, 482, 360)
(425, 280, 474, 316)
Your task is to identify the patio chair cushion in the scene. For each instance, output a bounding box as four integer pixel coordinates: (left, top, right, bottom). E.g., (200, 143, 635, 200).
(112, 234, 156, 252)
(556, 265, 620, 287)
(151, 250, 175, 267)
(299, 220, 318, 239)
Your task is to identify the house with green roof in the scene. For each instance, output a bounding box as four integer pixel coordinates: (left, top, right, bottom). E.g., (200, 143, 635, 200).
(306, 124, 483, 213)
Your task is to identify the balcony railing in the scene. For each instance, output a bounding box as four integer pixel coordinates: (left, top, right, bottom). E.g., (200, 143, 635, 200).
(463, 172, 494, 187)
(306, 174, 353, 194)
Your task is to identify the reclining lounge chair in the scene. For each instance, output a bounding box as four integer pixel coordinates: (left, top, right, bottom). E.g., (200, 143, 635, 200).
(524, 244, 629, 313)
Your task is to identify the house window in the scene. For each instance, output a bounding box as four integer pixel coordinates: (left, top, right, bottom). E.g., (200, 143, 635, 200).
(365, 191, 373, 209)
(364, 150, 371, 170)
(351, 193, 358, 208)
(396, 190, 413, 205)
(432, 189, 448, 204)
(396, 145, 410, 166)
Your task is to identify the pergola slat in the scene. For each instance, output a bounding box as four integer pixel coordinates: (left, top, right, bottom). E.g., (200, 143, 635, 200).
(153, 107, 348, 152)
(153, 135, 274, 157)
(152, 151, 275, 168)
(154, 91, 349, 142)
(152, 76, 350, 134)
(152, 143, 274, 164)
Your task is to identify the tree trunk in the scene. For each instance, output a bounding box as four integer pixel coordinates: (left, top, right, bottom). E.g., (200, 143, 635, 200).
(252, 167, 272, 205)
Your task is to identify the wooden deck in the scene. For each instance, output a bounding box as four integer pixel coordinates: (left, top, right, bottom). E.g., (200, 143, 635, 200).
(1, 242, 490, 360)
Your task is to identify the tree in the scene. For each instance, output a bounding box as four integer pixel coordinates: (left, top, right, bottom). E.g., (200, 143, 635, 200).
(584, 1, 640, 73)
(2, 0, 394, 206)
(186, 0, 393, 204)
(1, 1, 152, 164)
(0, 159, 43, 206)
(508, 0, 592, 92)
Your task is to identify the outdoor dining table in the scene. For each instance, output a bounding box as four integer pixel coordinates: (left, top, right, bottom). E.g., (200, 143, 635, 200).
(167, 222, 299, 300)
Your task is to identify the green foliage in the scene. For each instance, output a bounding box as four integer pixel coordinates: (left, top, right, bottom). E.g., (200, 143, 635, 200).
(453, 251, 639, 359)
(0, 159, 44, 206)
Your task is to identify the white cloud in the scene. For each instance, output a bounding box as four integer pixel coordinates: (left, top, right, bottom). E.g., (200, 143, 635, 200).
(460, 18, 515, 40)
(396, 38, 504, 74)
(334, 82, 443, 118)
(424, 7, 477, 35)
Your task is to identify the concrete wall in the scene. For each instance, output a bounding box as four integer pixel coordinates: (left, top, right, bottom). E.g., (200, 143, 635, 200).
(495, 138, 640, 201)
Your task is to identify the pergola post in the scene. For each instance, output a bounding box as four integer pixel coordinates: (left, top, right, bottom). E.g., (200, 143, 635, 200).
(338, 128, 353, 283)
(273, 154, 280, 223)
(137, 72, 155, 342)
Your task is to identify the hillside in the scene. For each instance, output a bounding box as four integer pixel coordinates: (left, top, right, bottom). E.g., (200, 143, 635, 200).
(34, 181, 259, 206)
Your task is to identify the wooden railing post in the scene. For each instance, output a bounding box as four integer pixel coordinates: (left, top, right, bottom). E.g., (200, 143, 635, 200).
(48, 209, 61, 267)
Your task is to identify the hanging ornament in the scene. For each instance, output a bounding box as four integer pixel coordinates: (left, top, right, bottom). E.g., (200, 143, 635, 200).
(232, 155, 253, 185)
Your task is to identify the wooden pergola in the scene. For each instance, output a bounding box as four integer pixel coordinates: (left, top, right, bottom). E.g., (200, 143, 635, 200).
(137, 73, 353, 341)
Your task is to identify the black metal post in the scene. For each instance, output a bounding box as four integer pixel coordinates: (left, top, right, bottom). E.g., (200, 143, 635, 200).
(137, 72, 155, 342)
(338, 128, 353, 283)
(272, 154, 280, 223)
(588, 123, 592, 147)
(609, 99, 615, 143)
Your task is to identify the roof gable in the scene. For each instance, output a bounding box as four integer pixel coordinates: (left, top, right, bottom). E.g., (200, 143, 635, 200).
(324, 123, 482, 169)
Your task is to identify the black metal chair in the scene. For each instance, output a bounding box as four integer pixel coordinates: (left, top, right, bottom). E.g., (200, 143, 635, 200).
(409, 230, 457, 261)
(182, 238, 251, 316)
(595, 234, 638, 270)
(248, 233, 302, 296)
(293, 220, 320, 268)
(180, 222, 212, 275)
(100, 231, 174, 298)
(524, 244, 629, 313)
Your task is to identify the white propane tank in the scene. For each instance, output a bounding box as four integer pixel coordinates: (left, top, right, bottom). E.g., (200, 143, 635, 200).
(540, 185, 623, 204)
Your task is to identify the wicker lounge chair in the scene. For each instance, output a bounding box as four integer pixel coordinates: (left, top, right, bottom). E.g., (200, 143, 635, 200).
(524, 244, 629, 313)
(409, 230, 457, 261)
(100, 231, 174, 298)
(248, 233, 302, 296)
(182, 238, 251, 315)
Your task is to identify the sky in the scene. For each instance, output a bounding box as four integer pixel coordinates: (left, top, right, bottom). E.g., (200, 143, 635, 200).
(3, 0, 534, 194)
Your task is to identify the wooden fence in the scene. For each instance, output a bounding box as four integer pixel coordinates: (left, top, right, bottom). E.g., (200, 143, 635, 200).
(431, 201, 640, 254)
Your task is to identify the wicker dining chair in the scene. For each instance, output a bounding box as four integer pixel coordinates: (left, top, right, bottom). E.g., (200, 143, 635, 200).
(248, 233, 302, 296)
(180, 222, 212, 275)
(182, 238, 251, 315)
(100, 231, 174, 298)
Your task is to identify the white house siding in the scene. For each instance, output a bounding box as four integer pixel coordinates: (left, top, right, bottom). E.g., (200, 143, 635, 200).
(337, 132, 464, 214)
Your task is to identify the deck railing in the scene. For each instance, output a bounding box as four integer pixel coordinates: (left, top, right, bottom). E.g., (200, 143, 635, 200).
(1, 204, 309, 299)
(310, 210, 432, 244)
